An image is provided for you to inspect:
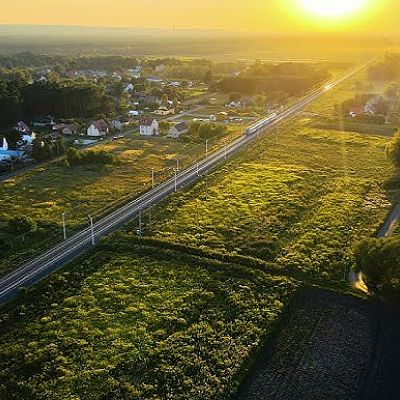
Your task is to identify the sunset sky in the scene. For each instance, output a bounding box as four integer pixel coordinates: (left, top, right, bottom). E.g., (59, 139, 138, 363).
(0, 0, 396, 33)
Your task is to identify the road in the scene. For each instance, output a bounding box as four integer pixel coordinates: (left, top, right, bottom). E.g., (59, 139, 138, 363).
(0, 62, 371, 304)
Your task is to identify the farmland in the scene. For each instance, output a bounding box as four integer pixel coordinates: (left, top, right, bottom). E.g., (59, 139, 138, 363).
(0, 237, 300, 399)
(147, 120, 395, 280)
(236, 288, 400, 400)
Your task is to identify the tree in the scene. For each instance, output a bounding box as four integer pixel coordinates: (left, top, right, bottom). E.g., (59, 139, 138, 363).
(4, 129, 22, 150)
(31, 139, 53, 161)
(387, 131, 400, 169)
(354, 237, 400, 298)
(161, 94, 169, 107)
(204, 70, 213, 84)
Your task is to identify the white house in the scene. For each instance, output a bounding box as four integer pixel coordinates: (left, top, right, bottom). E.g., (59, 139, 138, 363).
(87, 120, 109, 137)
(124, 83, 134, 93)
(168, 122, 189, 139)
(128, 110, 140, 117)
(139, 118, 159, 136)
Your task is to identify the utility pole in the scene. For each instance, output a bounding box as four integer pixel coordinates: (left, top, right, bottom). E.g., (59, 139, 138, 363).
(151, 168, 155, 189)
(89, 215, 95, 246)
(174, 168, 178, 192)
(205, 139, 209, 158)
(196, 161, 200, 177)
(176, 159, 179, 171)
(224, 140, 227, 160)
(62, 212, 67, 241)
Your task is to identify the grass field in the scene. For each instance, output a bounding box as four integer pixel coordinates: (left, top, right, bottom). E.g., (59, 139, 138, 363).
(0, 64, 398, 399)
(146, 120, 395, 280)
(0, 238, 300, 400)
(0, 126, 243, 277)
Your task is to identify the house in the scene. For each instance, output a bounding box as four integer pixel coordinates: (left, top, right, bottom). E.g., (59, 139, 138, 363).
(139, 118, 159, 136)
(110, 117, 129, 131)
(124, 83, 134, 93)
(16, 121, 32, 135)
(87, 120, 109, 137)
(168, 122, 189, 139)
(153, 107, 175, 116)
(112, 72, 122, 81)
(128, 110, 140, 117)
(62, 123, 79, 135)
(216, 112, 229, 122)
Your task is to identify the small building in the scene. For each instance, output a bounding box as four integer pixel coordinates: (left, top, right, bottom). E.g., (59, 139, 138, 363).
(168, 122, 189, 139)
(124, 83, 134, 93)
(216, 112, 229, 122)
(139, 118, 159, 136)
(153, 107, 175, 116)
(128, 110, 140, 117)
(62, 123, 79, 135)
(16, 121, 32, 135)
(87, 120, 109, 137)
(110, 117, 129, 132)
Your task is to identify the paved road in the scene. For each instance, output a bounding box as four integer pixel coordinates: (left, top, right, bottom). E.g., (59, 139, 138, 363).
(0, 62, 371, 304)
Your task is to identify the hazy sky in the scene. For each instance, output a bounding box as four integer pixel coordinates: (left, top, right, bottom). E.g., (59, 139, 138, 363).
(0, 0, 396, 33)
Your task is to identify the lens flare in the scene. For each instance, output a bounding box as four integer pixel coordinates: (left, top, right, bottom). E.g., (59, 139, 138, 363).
(299, 0, 365, 17)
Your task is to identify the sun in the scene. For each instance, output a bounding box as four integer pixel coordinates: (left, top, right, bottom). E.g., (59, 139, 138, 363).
(299, 0, 365, 17)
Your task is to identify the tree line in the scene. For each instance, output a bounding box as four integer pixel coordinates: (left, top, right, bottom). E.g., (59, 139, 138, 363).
(0, 79, 111, 128)
(215, 62, 330, 98)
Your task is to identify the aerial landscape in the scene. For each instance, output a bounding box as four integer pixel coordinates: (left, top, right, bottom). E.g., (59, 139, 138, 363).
(0, 0, 400, 399)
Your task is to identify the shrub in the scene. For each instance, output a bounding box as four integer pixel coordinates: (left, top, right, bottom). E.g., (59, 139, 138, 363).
(8, 215, 37, 235)
(66, 148, 115, 166)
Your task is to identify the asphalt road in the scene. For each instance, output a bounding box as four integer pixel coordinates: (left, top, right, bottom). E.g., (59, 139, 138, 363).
(0, 62, 371, 305)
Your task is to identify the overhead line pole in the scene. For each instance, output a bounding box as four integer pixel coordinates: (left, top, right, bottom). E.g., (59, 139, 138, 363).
(62, 212, 67, 241)
(89, 215, 95, 246)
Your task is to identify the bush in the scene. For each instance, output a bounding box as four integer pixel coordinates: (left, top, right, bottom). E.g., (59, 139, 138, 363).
(66, 148, 115, 166)
(354, 237, 400, 299)
(8, 215, 37, 235)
